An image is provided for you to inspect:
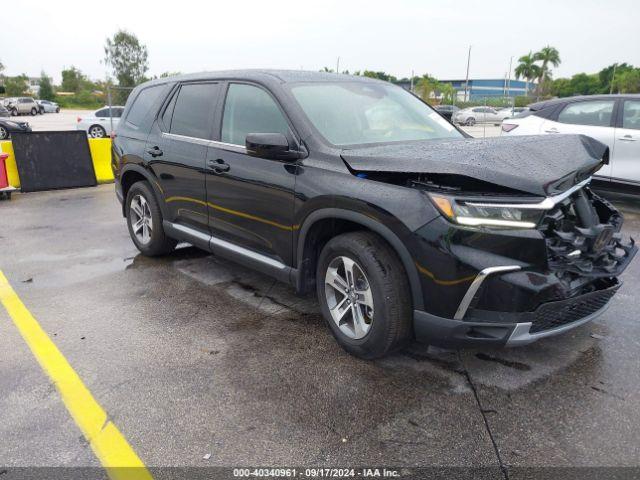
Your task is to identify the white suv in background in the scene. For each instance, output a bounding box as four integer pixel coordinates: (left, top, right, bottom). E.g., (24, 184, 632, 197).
(76, 106, 125, 138)
(502, 95, 640, 191)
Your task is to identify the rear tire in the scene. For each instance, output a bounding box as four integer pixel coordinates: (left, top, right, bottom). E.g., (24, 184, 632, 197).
(466, 117, 476, 126)
(316, 231, 412, 359)
(0, 126, 8, 140)
(125, 181, 177, 256)
(10, 108, 17, 117)
(30, 108, 37, 116)
(88, 125, 106, 138)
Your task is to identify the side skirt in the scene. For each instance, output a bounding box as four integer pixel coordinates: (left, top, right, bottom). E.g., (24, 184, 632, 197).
(163, 221, 296, 285)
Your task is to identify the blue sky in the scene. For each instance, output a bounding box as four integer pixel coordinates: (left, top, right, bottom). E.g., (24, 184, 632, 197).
(2, 0, 639, 83)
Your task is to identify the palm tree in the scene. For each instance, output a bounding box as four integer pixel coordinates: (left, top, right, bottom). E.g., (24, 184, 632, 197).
(533, 46, 561, 97)
(514, 52, 541, 97)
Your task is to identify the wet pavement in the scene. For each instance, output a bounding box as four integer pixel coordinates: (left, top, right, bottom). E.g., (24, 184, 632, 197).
(1, 185, 639, 476)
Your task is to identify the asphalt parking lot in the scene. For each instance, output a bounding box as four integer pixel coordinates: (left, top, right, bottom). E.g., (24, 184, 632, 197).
(1, 184, 639, 478)
(15, 110, 503, 138)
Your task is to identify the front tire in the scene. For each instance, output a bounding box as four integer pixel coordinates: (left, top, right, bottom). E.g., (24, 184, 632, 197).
(316, 231, 412, 359)
(10, 108, 17, 117)
(466, 117, 476, 126)
(125, 181, 177, 256)
(30, 108, 37, 116)
(0, 126, 8, 140)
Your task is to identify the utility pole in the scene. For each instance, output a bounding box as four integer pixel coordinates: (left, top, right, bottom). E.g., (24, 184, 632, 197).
(410, 69, 414, 92)
(336, 56, 340, 74)
(464, 45, 472, 102)
(610, 63, 617, 94)
(506, 56, 513, 99)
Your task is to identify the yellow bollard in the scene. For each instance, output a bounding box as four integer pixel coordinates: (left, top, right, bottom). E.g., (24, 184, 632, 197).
(0, 140, 20, 189)
(88, 138, 114, 184)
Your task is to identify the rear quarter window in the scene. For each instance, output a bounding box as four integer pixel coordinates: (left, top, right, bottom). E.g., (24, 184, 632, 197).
(125, 85, 166, 127)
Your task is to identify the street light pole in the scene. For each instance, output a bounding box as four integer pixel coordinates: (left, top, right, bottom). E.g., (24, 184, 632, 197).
(610, 63, 617, 94)
(506, 56, 513, 99)
(464, 45, 472, 102)
(336, 56, 340, 74)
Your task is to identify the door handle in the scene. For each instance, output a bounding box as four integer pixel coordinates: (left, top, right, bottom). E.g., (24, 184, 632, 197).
(208, 158, 230, 173)
(618, 135, 636, 142)
(146, 146, 163, 157)
(545, 128, 559, 133)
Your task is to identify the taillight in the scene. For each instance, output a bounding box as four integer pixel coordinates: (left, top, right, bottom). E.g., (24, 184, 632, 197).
(77, 117, 82, 123)
(502, 123, 518, 133)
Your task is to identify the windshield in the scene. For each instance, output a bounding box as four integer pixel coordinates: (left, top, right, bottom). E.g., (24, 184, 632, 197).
(289, 82, 462, 146)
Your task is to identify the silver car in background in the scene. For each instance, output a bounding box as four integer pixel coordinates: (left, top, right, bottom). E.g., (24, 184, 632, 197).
(453, 106, 504, 126)
(76, 106, 124, 138)
(7, 97, 39, 116)
(37, 100, 60, 113)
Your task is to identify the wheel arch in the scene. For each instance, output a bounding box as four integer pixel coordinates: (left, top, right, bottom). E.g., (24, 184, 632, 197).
(295, 208, 424, 311)
(119, 165, 168, 219)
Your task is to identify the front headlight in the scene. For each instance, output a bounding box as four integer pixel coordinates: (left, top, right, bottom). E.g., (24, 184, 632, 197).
(429, 193, 545, 229)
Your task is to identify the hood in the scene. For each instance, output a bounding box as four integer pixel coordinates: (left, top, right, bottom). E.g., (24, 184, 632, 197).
(340, 134, 608, 196)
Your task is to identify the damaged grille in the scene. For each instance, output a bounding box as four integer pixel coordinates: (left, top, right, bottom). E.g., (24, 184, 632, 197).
(529, 279, 619, 333)
(540, 188, 636, 279)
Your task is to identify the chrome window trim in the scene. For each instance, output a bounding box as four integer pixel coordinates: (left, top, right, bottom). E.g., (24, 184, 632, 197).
(454, 265, 522, 320)
(162, 132, 247, 153)
(466, 178, 592, 210)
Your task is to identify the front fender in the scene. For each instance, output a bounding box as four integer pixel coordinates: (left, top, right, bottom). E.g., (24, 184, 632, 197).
(296, 207, 425, 311)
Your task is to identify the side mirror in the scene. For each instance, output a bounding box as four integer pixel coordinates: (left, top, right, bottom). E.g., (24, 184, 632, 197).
(245, 133, 300, 161)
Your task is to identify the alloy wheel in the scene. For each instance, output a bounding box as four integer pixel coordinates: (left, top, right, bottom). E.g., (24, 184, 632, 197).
(129, 194, 153, 245)
(324, 255, 374, 340)
(89, 126, 105, 138)
(0, 126, 7, 140)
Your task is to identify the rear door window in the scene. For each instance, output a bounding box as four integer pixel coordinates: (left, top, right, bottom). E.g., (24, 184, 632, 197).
(95, 109, 107, 118)
(557, 100, 615, 127)
(622, 100, 640, 130)
(168, 83, 220, 139)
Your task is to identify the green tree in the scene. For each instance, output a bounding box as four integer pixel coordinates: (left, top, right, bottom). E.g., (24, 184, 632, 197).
(533, 46, 561, 97)
(414, 74, 441, 103)
(514, 52, 541, 96)
(598, 63, 633, 93)
(38, 71, 55, 100)
(612, 69, 640, 93)
(61, 66, 86, 93)
(4, 75, 29, 96)
(104, 30, 149, 103)
(569, 73, 601, 95)
(361, 70, 398, 83)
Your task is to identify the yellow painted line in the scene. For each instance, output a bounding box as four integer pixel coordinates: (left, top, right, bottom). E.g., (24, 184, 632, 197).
(0, 271, 153, 480)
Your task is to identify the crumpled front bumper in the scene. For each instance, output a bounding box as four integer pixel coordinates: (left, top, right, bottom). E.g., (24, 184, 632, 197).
(413, 277, 622, 347)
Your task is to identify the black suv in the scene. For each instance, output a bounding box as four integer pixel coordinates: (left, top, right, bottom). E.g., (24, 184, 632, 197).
(112, 70, 636, 359)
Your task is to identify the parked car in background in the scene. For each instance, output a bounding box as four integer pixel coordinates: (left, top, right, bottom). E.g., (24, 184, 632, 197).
(496, 106, 529, 120)
(76, 106, 125, 138)
(502, 95, 640, 192)
(434, 104, 459, 120)
(453, 106, 503, 125)
(112, 70, 635, 359)
(7, 97, 39, 116)
(36, 100, 60, 113)
(0, 104, 10, 117)
(0, 119, 32, 140)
